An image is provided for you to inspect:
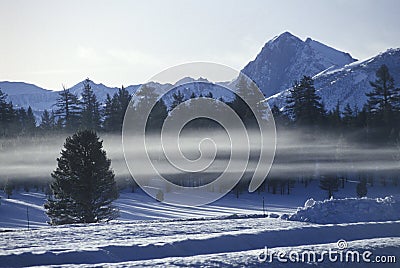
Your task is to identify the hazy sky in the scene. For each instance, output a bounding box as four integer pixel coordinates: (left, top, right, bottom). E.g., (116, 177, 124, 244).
(1, 0, 399, 90)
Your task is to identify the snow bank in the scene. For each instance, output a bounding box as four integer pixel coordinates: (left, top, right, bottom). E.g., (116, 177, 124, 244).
(288, 195, 400, 224)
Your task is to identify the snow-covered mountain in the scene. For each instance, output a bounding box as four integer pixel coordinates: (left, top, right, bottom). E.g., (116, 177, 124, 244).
(0, 80, 140, 118)
(242, 31, 357, 97)
(0, 81, 57, 110)
(267, 48, 400, 112)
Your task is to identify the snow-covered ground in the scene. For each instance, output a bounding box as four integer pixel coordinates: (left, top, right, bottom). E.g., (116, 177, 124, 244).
(0, 181, 399, 267)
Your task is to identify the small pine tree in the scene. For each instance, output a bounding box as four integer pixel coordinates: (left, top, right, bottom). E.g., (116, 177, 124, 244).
(44, 130, 119, 225)
(171, 90, 185, 110)
(342, 103, 354, 127)
(4, 179, 13, 199)
(319, 176, 339, 199)
(356, 178, 367, 198)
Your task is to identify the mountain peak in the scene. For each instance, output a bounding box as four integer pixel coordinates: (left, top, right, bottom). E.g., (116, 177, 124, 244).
(266, 31, 302, 49)
(272, 31, 299, 41)
(242, 33, 357, 97)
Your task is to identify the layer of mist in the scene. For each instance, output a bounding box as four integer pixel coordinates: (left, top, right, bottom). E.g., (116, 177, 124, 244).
(1, 129, 399, 186)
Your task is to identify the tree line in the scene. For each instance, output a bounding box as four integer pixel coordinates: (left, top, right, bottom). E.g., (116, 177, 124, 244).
(267, 64, 400, 198)
(0, 78, 134, 136)
(273, 64, 400, 143)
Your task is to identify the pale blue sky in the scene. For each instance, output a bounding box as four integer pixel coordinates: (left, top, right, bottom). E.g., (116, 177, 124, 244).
(0, 0, 399, 89)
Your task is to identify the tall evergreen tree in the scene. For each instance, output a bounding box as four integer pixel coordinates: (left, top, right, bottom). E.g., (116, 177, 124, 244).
(327, 101, 341, 129)
(286, 76, 325, 126)
(230, 75, 264, 127)
(342, 103, 355, 128)
(44, 130, 119, 225)
(17, 107, 27, 133)
(80, 79, 102, 131)
(103, 86, 131, 132)
(132, 84, 168, 132)
(366, 64, 400, 125)
(0, 90, 16, 136)
(103, 93, 116, 132)
(25, 106, 37, 134)
(4, 179, 13, 199)
(147, 98, 168, 133)
(39, 109, 56, 132)
(54, 86, 81, 131)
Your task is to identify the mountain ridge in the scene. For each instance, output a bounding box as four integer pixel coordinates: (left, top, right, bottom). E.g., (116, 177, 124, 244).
(266, 48, 400, 112)
(1, 32, 399, 120)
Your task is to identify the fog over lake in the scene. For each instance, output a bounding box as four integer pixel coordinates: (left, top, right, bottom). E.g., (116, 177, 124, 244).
(1, 128, 399, 186)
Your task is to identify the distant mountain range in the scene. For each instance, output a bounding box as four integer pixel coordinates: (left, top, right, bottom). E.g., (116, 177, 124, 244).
(1, 32, 399, 119)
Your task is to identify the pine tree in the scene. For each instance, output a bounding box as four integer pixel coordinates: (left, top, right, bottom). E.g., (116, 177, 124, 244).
(366, 64, 400, 125)
(342, 103, 354, 128)
(286, 76, 325, 126)
(4, 179, 13, 199)
(17, 107, 27, 133)
(0, 90, 16, 136)
(55, 86, 81, 131)
(356, 177, 367, 198)
(319, 176, 339, 199)
(103, 93, 116, 132)
(328, 101, 341, 129)
(80, 79, 102, 131)
(205, 92, 214, 99)
(132, 84, 167, 133)
(40, 110, 56, 132)
(171, 90, 185, 110)
(103, 86, 131, 132)
(147, 98, 168, 133)
(25, 106, 37, 134)
(230, 75, 264, 128)
(44, 130, 119, 225)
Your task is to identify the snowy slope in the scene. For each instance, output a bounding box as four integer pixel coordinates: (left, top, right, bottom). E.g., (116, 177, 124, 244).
(242, 32, 356, 97)
(1, 179, 399, 229)
(1, 182, 399, 267)
(267, 48, 400, 112)
(0, 209, 398, 267)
